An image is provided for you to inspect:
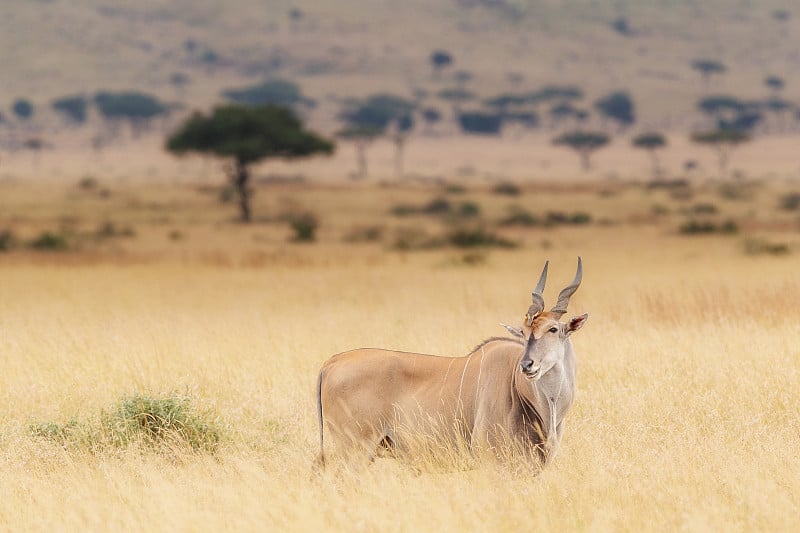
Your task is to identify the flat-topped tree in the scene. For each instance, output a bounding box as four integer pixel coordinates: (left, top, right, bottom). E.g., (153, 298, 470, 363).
(430, 50, 453, 78)
(338, 94, 414, 178)
(12, 99, 34, 122)
(166, 105, 334, 222)
(336, 125, 383, 179)
(553, 131, 610, 171)
(594, 91, 635, 130)
(632, 132, 667, 178)
(691, 59, 726, 89)
(691, 129, 750, 179)
(52, 95, 88, 125)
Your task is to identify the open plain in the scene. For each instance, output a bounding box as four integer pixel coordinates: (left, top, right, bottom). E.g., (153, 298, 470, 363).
(0, 171, 798, 531)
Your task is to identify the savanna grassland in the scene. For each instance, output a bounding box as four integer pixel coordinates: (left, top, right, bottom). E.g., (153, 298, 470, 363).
(0, 174, 799, 531)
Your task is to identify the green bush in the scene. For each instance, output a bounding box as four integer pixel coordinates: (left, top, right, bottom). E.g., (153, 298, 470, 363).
(421, 197, 452, 215)
(0, 230, 15, 251)
(458, 202, 481, 218)
(101, 393, 221, 452)
(499, 207, 539, 226)
(29, 231, 69, 251)
(447, 227, 516, 248)
(390, 203, 419, 217)
(492, 182, 521, 196)
(780, 192, 800, 211)
(679, 219, 738, 235)
(743, 238, 790, 256)
(569, 212, 592, 225)
(289, 212, 318, 242)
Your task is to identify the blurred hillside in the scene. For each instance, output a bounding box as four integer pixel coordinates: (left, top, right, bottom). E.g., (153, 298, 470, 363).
(3, 0, 800, 132)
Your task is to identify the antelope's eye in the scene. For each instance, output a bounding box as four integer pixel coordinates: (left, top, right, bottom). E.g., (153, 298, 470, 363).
(548, 327, 558, 333)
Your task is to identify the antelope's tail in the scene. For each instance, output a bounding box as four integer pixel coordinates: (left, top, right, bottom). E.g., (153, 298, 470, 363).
(313, 369, 326, 472)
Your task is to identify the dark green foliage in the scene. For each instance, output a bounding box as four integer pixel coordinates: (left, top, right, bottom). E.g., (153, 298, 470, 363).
(743, 238, 790, 256)
(779, 192, 800, 211)
(719, 111, 762, 132)
(336, 124, 383, 141)
(222, 79, 313, 108)
(632, 132, 666, 149)
(391, 203, 420, 216)
(504, 111, 539, 127)
(167, 105, 333, 164)
(691, 59, 726, 80)
(697, 95, 744, 116)
(499, 206, 538, 226)
(458, 112, 503, 135)
(553, 131, 610, 170)
(52, 95, 88, 123)
(484, 93, 527, 110)
(679, 219, 738, 235)
(447, 227, 516, 249)
(594, 91, 635, 126)
(691, 129, 750, 146)
(170, 72, 191, 88)
(101, 393, 221, 452)
(430, 50, 453, 72)
(0, 230, 15, 251)
(525, 86, 583, 104)
(765, 76, 785, 92)
(94, 91, 167, 120)
(29, 231, 69, 251)
(339, 94, 414, 130)
(422, 197, 452, 215)
(438, 88, 476, 104)
(422, 107, 442, 124)
(288, 212, 318, 242)
(458, 202, 480, 218)
(343, 225, 384, 243)
(12, 99, 34, 120)
(167, 105, 333, 222)
(492, 182, 521, 196)
(611, 17, 632, 36)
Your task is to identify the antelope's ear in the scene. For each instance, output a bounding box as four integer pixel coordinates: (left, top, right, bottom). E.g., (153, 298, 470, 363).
(500, 323, 524, 338)
(565, 313, 588, 335)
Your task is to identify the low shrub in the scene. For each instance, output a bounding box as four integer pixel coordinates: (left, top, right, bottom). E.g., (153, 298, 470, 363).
(499, 207, 539, 226)
(679, 219, 738, 235)
(289, 212, 318, 242)
(100, 393, 221, 452)
(779, 192, 800, 211)
(458, 201, 481, 218)
(492, 182, 522, 196)
(343, 225, 384, 243)
(743, 238, 790, 256)
(447, 227, 516, 248)
(30, 393, 222, 454)
(29, 231, 69, 251)
(0, 230, 15, 251)
(421, 197, 452, 215)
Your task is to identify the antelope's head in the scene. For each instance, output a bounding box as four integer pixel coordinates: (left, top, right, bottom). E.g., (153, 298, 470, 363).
(502, 258, 588, 381)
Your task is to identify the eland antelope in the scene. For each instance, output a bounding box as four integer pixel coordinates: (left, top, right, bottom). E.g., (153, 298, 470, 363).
(315, 258, 587, 469)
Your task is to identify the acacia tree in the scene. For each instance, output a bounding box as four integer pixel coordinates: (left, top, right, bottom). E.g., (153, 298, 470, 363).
(691, 129, 750, 179)
(166, 105, 334, 222)
(632, 132, 667, 178)
(553, 131, 610, 171)
(336, 125, 382, 179)
(691, 59, 726, 89)
(337, 94, 414, 178)
(430, 50, 453, 78)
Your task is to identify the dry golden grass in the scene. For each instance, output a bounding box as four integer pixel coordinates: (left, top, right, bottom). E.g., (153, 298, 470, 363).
(0, 177, 799, 531)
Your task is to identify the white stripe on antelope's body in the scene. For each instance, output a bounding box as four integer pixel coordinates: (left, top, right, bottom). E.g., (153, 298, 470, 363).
(314, 258, 588, 471)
